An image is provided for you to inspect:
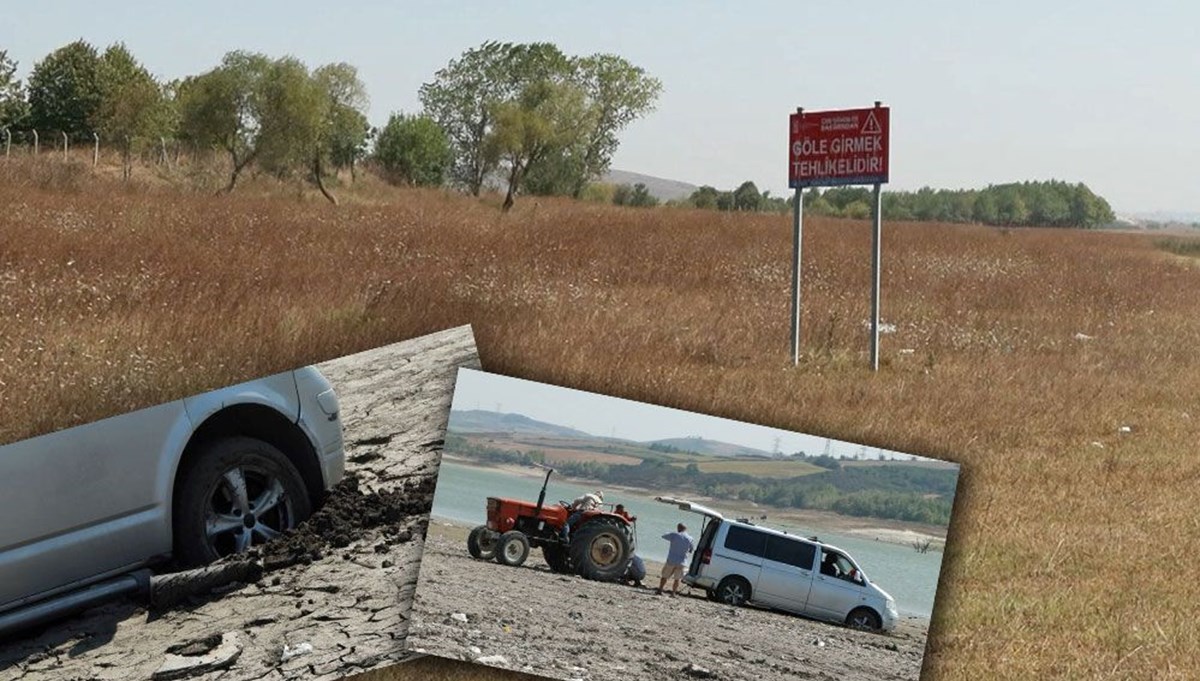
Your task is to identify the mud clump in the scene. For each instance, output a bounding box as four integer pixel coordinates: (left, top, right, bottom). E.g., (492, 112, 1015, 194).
(256, 472, 435, 572)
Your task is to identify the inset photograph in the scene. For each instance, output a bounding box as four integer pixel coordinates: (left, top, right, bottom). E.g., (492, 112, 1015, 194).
(407, 369, 961, 681)
(0, 325, 479, 680)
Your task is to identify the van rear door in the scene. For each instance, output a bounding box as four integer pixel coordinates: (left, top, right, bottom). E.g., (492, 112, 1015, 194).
(688, 517, 721, 577)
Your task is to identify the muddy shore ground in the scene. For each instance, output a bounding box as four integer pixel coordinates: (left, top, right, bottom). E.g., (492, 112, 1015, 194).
(0, 326, 479, 681)
(403, 521, 930, 681)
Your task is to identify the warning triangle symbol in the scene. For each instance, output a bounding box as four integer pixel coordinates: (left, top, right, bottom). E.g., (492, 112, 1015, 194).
(861, 110, 882, 135)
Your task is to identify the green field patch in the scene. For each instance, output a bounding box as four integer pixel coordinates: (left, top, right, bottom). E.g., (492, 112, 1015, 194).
(671, 458, 826, 478)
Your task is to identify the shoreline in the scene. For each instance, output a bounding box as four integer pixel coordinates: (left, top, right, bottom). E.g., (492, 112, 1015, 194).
(425, 518, 933, 627)
(439, 453, 948, 549)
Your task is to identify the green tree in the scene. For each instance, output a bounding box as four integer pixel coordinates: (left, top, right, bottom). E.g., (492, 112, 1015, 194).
(995, 186, 1029, 225)
(614, 182, 657, 207)
(733, 180, 762, 211)
(94, 43, 169, 178)
(254, 56, 324, 179)
(374, 112, 451, 186)
(177, 51, 273, 192)
(485, 75, 586, 211)
(0, 50, 29, 130)
(423, 42, 658, 201)
(313, 62, 370, 180)
(551, 53, 661, 197)
(27, 40, 102, 139)
(419, 41, 540, 195)
(972, 190, 998, 224)
(689, 185, 720, 210)
(882, 192, 914, 220)
(841, 200, 872, 219)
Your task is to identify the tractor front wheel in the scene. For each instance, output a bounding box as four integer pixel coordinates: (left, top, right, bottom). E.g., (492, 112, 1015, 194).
(496, 531, 531, 567)
(569, 517, 632, 581)
(467, 525, 498, 560)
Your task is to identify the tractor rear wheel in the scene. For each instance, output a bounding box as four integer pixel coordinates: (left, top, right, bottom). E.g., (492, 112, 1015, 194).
(569, 517, 632, 581)
(496, 531, 531, 567)
(467, 525, 498, 560)
(543, 543, 572, 573)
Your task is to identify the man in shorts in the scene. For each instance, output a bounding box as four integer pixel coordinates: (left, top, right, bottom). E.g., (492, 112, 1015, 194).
(656, 523, 694, 596)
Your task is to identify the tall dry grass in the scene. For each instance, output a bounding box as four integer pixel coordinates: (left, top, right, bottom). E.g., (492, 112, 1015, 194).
(2, 157, 1198, 679)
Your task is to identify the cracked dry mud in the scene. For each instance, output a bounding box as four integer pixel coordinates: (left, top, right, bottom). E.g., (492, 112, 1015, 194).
(405, 524, 930, 681)
(0, 325, 479, 681)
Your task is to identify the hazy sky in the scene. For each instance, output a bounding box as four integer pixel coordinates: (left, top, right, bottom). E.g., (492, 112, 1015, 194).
(451, 369, 934, 463)
(4, 1, 1196, 212)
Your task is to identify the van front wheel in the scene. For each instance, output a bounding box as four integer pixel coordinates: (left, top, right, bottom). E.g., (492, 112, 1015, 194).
(716, 576, 751, 606)
(846, 607, 882, 631)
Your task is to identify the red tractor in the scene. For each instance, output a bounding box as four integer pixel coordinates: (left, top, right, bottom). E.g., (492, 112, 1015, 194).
(466, 465, 637, 581)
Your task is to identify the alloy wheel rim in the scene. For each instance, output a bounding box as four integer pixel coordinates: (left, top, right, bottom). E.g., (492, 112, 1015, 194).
(204, 465, 294, 557)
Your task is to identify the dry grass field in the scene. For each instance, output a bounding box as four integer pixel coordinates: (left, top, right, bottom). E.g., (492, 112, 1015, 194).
(3, 157, 1199, 679)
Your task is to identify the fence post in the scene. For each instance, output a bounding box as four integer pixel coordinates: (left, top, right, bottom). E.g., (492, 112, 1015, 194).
(160, 137, 169, 169)
(62, 131, 69, 161)
(3, 128, 9, 158)
(93, 133, 99, 167)
(32, 129, 38, 156)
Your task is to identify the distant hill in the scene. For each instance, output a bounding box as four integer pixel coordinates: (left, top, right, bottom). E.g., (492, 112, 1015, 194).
(447, 410, 591, 438)
(602, 169, 698, 202)
(647, 436, 775, 459)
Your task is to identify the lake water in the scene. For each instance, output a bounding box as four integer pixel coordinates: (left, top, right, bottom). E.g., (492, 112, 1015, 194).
(430, 460, 946, 617)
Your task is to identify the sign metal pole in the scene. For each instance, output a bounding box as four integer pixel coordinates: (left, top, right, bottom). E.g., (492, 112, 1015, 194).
(870, 180, 883, 371)
(869, 100, 884, 372)
(790, 107, 804, 366)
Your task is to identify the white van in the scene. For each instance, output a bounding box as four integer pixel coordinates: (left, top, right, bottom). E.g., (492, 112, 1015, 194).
(657, 497, 898, 632)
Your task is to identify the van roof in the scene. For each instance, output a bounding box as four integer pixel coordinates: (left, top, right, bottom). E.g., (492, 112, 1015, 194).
(654, 496, 851, 555)
(723, 517, 855, 555)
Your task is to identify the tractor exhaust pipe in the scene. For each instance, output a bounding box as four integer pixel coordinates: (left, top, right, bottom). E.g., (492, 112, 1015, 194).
(533, 463, 555, 516)
(0, 569, 151, 640)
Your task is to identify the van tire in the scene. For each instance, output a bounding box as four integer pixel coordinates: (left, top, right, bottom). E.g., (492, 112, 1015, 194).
(495, 531, 531, 567)
(846, 607, 883, 631)
(716, 575, 752, 606)
(174, 437, 311, 568)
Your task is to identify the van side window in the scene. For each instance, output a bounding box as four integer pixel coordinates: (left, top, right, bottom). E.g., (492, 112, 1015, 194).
(764, 536, 816, 570)
(723, 525, 767, 557)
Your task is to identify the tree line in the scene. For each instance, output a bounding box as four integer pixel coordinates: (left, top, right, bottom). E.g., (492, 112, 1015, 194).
(446, 435, 955, 525)
(0, 41, 661, 208)
(657, 178, 1114, 228)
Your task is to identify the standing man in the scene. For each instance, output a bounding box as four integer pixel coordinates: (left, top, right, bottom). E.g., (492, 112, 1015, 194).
(657, 523, 694, 596)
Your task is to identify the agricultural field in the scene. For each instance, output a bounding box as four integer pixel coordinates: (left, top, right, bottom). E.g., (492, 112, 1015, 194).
(669, 457, 826, 477)
(3, 158, 1200, 679)
(459, 434, 644, 466)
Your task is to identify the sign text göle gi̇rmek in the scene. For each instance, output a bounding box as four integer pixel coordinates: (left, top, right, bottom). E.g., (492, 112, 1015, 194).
(786, 103, 890, 369)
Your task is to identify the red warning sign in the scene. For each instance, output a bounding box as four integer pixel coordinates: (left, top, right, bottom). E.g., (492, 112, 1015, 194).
(789, 106, 889, 188)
